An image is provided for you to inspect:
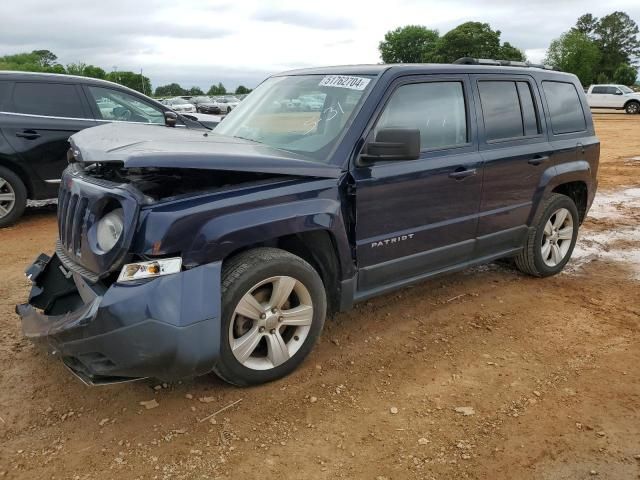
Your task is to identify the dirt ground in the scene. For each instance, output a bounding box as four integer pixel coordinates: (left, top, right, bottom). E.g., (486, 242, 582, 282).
(0, 112, 639, 480)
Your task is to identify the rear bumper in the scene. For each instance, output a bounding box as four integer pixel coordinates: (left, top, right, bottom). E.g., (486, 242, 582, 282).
(16, 253, 222, 385)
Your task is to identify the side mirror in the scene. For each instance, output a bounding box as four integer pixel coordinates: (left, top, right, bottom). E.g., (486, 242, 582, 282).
(360, 128, 421, 163)
(614, 90, 623, 95)
(164, 111, 179, 127)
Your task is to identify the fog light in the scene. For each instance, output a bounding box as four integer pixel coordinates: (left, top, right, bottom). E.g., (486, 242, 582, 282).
(117, 258, 182, 282)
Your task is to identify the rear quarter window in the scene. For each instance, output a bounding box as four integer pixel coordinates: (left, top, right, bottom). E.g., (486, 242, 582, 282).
(542, 81, 586, 134)
(10, 82, 85, 118)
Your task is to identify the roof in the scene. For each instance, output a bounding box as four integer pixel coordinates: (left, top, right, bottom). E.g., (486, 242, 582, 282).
(0, 70, 136, 89)
(276, 63, 576, 79)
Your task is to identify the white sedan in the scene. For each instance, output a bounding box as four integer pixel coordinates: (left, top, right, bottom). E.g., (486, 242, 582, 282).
(213, 96, 240, 113)
(164, 97, 196, 113)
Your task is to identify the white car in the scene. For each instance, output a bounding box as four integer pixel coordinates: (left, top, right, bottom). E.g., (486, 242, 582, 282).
(164, 97, 196, 113)
(586, 84, 640, 114)
(213, 96, 240, 113)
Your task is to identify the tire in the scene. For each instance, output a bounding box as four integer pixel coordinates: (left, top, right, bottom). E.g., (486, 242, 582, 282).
(0, 166, 27, 228)
(514, 193, 579, 277)
(625, 101, 640, 114)
(212, 248, 327, 386)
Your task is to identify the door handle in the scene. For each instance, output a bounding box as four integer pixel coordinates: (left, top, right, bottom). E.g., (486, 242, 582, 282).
(528, 155, 549, 166)
(16, 130, 41, 140)
(449, 168, 477, 180)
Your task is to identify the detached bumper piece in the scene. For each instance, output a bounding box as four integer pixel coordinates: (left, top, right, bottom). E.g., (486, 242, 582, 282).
(16, 253, 223, 385)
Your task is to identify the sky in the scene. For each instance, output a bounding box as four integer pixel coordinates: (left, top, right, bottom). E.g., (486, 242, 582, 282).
(0, 0, 639, 91)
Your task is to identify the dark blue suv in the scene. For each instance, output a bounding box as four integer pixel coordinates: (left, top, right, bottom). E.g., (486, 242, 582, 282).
(17, 59, 599, 386)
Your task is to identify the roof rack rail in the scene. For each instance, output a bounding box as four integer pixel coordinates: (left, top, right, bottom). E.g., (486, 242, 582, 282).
(453, 57, 557, 71)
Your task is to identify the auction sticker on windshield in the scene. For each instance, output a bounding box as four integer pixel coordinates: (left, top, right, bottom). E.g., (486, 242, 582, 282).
(319, 75, 370, 90)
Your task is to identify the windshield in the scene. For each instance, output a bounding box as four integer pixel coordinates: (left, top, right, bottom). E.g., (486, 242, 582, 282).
(214, 74, 373, 162)
(619, 85, 634, 94)
(193, 96, 211, 103)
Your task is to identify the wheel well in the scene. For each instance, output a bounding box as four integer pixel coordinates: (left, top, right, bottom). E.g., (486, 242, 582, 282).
(624, 99, 640, 107)
(0, 158, 33, 198)
(552, 181, 588, 223)
(222, 230, 342, 314)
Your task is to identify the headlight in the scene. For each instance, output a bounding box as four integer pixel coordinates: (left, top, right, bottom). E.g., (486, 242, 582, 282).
(96, 208, 124, 252)
(117, 258, 182, 282)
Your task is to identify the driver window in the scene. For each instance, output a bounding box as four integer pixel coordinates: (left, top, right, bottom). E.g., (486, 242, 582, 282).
(375, 82, 467, 150)
(87, 86, 164, 124)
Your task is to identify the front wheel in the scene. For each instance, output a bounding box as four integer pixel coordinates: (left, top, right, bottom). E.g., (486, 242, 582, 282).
(514, 193, 579, 277)
(212, 248, 326, 386)
(625, 101, 640, 114)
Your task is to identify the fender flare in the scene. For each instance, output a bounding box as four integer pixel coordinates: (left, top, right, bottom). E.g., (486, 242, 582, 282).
(528, 160, 594, 225)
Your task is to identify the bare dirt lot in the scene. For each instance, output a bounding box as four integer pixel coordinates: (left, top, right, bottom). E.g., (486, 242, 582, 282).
(1, 112, 639, 480)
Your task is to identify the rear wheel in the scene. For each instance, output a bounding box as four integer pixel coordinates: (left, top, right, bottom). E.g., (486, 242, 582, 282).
(514, 193, 579, 277)
(212, 248, 326, 386)
(625, 101, 640, 114)
(0, 166, 27, 228)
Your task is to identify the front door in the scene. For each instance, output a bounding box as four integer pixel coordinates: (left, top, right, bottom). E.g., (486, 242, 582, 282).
(352, 76, 482, 295)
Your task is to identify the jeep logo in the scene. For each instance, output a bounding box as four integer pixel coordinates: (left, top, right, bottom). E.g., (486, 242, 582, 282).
(371, 233, 415, 248)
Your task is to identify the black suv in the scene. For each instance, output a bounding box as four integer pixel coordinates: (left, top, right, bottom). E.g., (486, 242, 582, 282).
(18, 59, 599, 387)
(0, 72, 207, 226)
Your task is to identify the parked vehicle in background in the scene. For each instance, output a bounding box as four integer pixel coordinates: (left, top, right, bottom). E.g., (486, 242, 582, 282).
(0, 71, 208, 227)
(17, 59, 599, 387)
(164, 97, 196, 113)
(586, 84, 640, 114)
(190, 96, 222, 114)
(213, 96, 240, 113)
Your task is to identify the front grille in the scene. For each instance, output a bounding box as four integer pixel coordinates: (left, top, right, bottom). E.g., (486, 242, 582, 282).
(58, 188, 89, 256)
(56, 241, 100, 283)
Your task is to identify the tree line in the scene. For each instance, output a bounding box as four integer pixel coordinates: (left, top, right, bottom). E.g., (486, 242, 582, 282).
(0, 50, 252, 97)
(379, 11, 639, 86)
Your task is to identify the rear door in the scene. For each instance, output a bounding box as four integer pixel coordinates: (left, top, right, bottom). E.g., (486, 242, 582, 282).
(352, 75, 483, 294)
(0, 81, 96, 195)
(471, 75, 552, 256)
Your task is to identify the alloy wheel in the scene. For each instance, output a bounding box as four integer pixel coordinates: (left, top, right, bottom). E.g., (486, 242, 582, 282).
(0, 177, 16, 219)
(541, 207, 574, 267)
(229, 276, 314, 370)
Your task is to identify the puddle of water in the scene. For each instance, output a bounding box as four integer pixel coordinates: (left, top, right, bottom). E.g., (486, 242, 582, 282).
(568, 187, 640, 279)
(587, 187, 640, 220)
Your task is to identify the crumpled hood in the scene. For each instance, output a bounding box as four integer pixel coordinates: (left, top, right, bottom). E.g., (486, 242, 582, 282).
(69, 122, 341, 178)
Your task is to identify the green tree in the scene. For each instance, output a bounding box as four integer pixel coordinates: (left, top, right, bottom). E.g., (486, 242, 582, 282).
(32, 49, 57, 68)
(499, 42, 526, 61)
(186, 86, 204, 95)
(66, 62, 87, 75)
(378, 25, 440, 63)
(613, 63, 638, 85)
(544, 30, 601, 86)
(574, 13, 598, 36)
(82, 65, 106, 79)
(154, 83, 185, 97)
(106, 71, 152, 95)
(595, 72, 609, 84)
(235, 85, 251, 94)
(593, 11, 640, 77)
(433, 22, 503, 62)
(207, 82, 227, 95)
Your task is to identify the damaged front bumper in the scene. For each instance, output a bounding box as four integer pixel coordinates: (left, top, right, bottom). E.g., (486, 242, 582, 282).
(16, 253, 222, 385)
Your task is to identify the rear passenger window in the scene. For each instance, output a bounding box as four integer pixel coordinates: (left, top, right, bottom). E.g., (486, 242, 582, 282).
(542, 81, 586, 134)
(375, 82, 467, 150)
(591, 86, 606, 94)
(10, 82, 85, 118)
(478, 80, 540, 141)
